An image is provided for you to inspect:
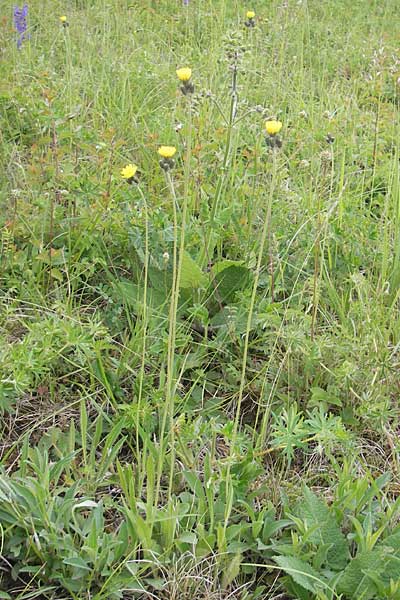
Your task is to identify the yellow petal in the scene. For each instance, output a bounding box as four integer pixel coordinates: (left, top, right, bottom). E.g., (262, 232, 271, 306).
(59, 15, 67, 22)
(176, 67, 192, 82)
(265, 120, 283, 135)
(120, 163, 138, 179)
(158, 146, 177, 159)
(246, 10, 255, 19)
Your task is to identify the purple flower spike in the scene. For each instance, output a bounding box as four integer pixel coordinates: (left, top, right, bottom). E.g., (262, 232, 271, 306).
(183, 0, 189, 5)
(13, 4, 29, 49)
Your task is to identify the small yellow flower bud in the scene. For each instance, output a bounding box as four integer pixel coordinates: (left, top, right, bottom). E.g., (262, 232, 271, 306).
(59, 15, 68, 22)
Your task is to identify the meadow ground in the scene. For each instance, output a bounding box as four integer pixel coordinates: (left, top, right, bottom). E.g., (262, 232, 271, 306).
(1, 0, 400, 598)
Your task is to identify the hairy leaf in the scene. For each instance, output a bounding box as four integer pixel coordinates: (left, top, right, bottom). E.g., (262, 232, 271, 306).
(337, 549, 387, 599)
(296, 487, 348, 569)
(274, 555, 328, 593)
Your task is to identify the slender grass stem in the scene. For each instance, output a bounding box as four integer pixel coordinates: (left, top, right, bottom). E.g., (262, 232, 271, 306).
(224, 150, 279, 528)
(154, 141, 191, 508)
(135, 184, 149, 486)
(200, 58, 238, 267)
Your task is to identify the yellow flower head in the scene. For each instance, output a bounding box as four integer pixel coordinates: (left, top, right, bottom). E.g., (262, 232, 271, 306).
(120, 163, 138, 179)
(265, 120, 283, 135)
(158, 146, 177, 159)
(246, 10, 255, 19)
(59, 15, 68, 22)
(176, 67, 192, 82)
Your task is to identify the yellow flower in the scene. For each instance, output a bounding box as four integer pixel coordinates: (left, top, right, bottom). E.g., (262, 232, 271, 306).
(176, 67, 192, 82)
(59, 15, 68, 22)
(158, 146, 177, 159)
(265, 120, 283, 135)
(246, 10, 255, 19)
(120, 163, 138, 179)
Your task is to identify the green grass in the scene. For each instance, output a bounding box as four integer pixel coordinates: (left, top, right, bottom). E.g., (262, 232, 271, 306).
(2, 0, 400, 598)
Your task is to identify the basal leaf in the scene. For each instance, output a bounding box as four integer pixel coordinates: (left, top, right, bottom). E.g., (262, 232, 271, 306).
(337, 549, 387, 599)
(274, 555, 328, 593)
(296, 487, 348, 569)
(210, 261, 251, 304)
(179, 253, 208, 289)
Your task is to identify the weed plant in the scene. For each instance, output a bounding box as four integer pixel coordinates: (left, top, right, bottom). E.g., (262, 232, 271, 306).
(1, 0, 400, 598)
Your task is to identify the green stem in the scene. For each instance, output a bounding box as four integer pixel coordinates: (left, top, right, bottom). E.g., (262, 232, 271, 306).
(135, 185, 149, 492)
(200, 60, 238, 267)
(224, 151, 279, 528)
(154, 149, 191, 508)
(154, 170, 179, 513)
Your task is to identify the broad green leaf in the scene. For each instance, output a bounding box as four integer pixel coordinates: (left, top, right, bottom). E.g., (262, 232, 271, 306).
(296, 487, 348, 569)
(262, 518, 292, 542)
(177, 531, 198, 544)
(337, 549, 387, 599)
(49, 452, 76, 485)
(50, 268, 63, 281)
(283, 577, 314, 600)
(112, 280, 167, 311)
(123, 505, 154, 552)
(144, 577, 165, 590)
(211, 261, 251, 304)
(179, 252, 207, 289)
(379, 531, 400, 553)
(274, 556, 328, 593)
(62, 556, 92, 571)
(182, 471, 206, 503)
(196, 533, 216, 558)
(309, 386, 342, 408)
(375, 532, 400, 582)
(210, 305, 250, 334)
(211, 259, 245, 277)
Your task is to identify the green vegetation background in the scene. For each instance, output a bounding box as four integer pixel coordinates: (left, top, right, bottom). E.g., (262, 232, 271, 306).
(1, 0, 400, 598)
